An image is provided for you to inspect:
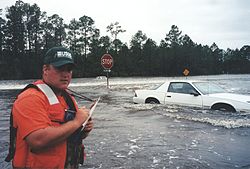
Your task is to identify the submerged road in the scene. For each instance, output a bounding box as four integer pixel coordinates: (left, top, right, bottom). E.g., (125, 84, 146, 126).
(1, 75, 250, 169)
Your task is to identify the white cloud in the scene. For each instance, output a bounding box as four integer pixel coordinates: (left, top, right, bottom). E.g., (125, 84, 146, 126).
(1, 0, 249, 49)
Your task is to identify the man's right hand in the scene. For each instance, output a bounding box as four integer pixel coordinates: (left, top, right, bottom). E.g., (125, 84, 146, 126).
(74, 107, 89, 127)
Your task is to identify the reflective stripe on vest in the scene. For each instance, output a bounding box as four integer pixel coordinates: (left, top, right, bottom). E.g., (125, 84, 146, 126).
(36, 84, 59, 105)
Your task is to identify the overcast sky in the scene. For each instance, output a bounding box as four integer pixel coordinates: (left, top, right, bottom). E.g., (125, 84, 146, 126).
(1, 0, 250, 50)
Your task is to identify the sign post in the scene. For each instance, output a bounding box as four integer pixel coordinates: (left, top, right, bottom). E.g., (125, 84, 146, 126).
(101, 54, 113, 88)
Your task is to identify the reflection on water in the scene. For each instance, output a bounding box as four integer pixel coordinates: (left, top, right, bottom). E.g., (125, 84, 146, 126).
(1, 74, 250, 169)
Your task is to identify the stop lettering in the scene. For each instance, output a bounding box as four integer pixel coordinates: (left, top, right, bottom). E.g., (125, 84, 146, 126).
(101, 54, 113, 69)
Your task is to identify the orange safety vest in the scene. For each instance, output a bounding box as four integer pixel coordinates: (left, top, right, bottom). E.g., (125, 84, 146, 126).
(9, 80, 80, 168)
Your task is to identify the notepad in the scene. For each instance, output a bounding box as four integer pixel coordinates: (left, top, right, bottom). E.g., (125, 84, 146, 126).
(81, 97, 100, 130)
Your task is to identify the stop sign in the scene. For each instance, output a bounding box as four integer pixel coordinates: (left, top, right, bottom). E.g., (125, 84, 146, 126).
(101, 54, 113, 69)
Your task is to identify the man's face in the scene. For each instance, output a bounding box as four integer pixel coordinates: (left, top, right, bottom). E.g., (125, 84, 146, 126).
(43, 64, 74, 90)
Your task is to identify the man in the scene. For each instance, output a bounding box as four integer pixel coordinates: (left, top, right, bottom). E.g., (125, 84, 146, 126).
(10, 46, 93, 168)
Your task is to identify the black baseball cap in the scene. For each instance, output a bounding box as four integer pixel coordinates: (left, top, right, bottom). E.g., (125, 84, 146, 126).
(44, 46, 75, 67)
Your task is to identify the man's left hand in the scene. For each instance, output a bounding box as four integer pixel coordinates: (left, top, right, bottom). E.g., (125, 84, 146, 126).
(84, 118, 93, 133)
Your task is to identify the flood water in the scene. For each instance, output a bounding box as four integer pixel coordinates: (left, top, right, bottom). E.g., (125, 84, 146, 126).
(1, 74, 250, 169)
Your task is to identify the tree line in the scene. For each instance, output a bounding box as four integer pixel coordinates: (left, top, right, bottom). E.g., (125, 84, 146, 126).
(0, 0, 249, 80)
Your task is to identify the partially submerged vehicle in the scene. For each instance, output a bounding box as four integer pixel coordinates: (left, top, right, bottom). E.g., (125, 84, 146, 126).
(133, 80, 250, 112)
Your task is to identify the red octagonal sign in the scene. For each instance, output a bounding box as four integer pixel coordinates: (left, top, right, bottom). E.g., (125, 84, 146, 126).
(101, 54, 113, 69)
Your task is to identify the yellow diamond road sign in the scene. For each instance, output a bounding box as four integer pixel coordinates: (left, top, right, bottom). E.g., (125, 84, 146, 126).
(183, 69, 190, 76)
